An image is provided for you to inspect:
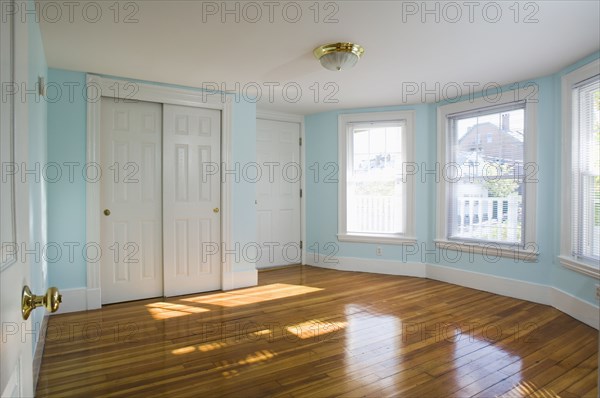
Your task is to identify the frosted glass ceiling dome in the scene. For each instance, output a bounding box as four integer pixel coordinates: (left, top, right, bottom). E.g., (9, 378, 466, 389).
(313, 42, 365, 71)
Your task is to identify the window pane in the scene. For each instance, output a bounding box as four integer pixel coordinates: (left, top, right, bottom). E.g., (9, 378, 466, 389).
(347, 125, 404, 234)
(448, 107, 525, 244)
(573, 77, 600, 261)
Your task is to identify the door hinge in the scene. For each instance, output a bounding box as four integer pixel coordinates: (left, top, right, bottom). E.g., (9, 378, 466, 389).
(299, 137, 302, 146)
(300, 241, 303, 249)
(300, 189, 302, 198)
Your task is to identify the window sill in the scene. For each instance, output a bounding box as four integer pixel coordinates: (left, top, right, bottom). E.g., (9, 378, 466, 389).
(559, 255, 600, 279)
(434, 239, 539, 261)
(337, 233, 417, 245)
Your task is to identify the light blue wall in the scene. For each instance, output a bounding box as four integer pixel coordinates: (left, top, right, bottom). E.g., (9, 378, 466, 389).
(230, 100, 257, 272)
(305, 52, 600, 305)
(27, 3, 48, 352)
(47, 69, 88, 288)
(46, 70, 257, 289)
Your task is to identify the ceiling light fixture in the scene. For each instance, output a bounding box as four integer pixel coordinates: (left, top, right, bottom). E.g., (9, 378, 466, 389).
(313, 42, 365, 71)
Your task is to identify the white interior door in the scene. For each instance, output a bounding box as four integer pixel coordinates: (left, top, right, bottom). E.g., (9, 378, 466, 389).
(1, 3, 34, 394)
(256, 119, 301, 268)
(163, 104, 221, 296)
(100, 99, 163, 304)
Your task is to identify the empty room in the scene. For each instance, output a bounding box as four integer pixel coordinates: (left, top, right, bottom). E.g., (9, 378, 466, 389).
(1, 0, 599, 397)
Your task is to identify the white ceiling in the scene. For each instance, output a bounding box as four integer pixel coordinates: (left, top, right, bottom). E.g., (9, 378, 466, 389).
(39, 1, 600, 115)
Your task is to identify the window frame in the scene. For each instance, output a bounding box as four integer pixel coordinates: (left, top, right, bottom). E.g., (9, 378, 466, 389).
(338, 111, 416, 244)
(436, 90, 538, 259)
(559, 59, 600, 279)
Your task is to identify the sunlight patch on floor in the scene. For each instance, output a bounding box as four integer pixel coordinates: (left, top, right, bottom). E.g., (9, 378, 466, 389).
(171, 341, 228, 355)
(213, 350, 278, 378)
(182, 283, 323, 307)
(146, 302, 210, 320)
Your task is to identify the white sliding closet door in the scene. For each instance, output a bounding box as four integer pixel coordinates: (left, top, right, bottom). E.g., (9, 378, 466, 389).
(163, 104, 221, 296)
(100, 99, 163, 304)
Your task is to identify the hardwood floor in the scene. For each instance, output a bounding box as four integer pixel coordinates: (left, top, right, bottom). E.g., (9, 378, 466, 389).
(37, 266, 598, 397)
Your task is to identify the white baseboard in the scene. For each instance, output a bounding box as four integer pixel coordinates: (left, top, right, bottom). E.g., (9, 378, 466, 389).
(549, 287, 600, 329)
(32, 313, 48, 390)
(427, 263, 599, 329)
(53, 287, 88, 314)
(305, 252, 599, 330)
(86, 288, 101, 310)
(56, 269, 259, 314)
(223, 269, 258, 291)
(305, 252, 425, 277)
(426, 263, 549, 304)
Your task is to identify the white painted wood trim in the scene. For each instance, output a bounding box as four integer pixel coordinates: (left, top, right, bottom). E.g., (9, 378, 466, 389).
(337, 233, 417, 245)
(32, 314, 49, 390)
(304, 251, 426, 278)
(426, 263, 599, 329)
(558, 255, 600, 279)
(338, 110, 416, 243)
(256, 110, 304, 124)
(223, 269, 258, 291)
(0, 0, 17, 271)
(86, 75, 226, 109)
(559, 59, 600, 278)
(221, 98, 234, 290)
(305, 254, 599, 329)
(434, 239, 539, 261)
(86, 74, 235, 307)
(436, 89, 538, 248)
(52, 288, 88, 314)
(300, 118, 306, 265)
(86, 75, 101, 309)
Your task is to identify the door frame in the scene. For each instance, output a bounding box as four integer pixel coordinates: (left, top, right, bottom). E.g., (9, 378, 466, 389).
(85, 75, 234, 309)
(256, 110, 305, 266)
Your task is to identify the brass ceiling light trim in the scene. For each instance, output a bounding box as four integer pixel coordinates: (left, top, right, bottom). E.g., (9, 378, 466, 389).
(313, 42, 365, 71)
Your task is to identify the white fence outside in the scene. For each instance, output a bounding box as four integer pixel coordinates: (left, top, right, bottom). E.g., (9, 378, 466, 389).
(348, 195, 401, 233)
(454, 195, 522, 243)
(347, 194, 522, 243)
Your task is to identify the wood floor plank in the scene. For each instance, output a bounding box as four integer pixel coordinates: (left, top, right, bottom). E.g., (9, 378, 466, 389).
(36, 265, 598, 397)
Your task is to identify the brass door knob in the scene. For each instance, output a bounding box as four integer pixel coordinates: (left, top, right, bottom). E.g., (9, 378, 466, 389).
(22, 286, 62, 320)
(104, 209, 111, 216)
(213, 208, 220, 213)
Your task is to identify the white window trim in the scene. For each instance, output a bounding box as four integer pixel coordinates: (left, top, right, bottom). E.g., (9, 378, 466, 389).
(559, 59, 600, 280)
(338, 111, 416, 244)
(436, 90, 538, 259)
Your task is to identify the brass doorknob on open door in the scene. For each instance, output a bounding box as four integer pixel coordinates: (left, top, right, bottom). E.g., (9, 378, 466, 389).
(213, 208, 219, 213)
(21, 286, 62, 320)
(104, 209, 111, 216)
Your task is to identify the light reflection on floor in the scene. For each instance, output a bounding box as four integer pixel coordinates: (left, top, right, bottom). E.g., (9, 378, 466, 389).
(344, 304, 401, 389)
(450, 324, 523, 396)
